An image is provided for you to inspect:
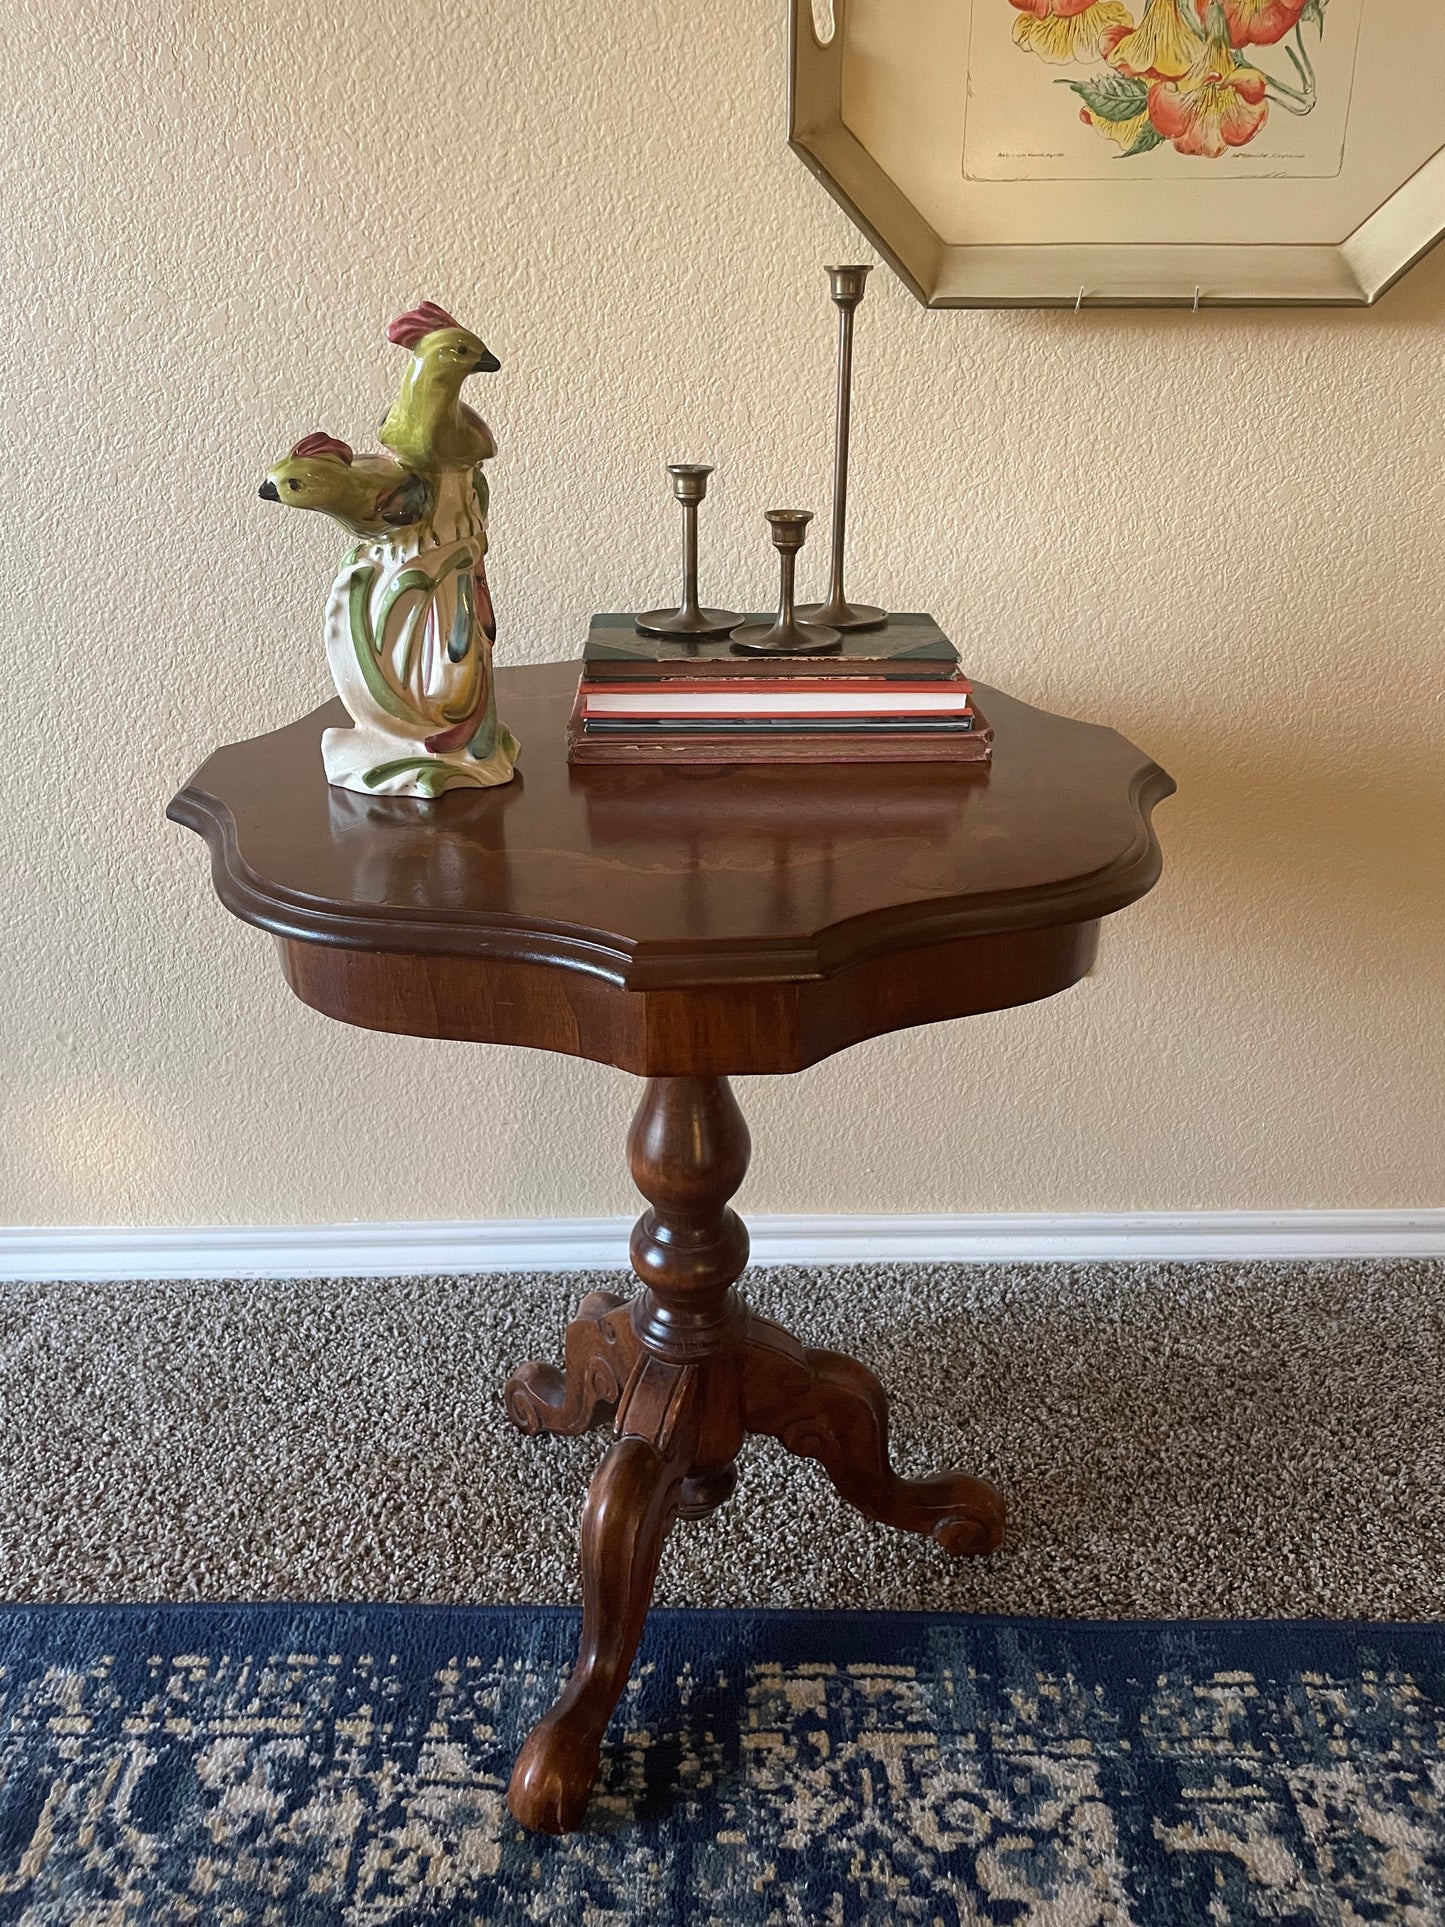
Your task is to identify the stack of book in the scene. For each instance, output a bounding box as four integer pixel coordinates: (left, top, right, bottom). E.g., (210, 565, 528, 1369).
(567, 614, 990, 766)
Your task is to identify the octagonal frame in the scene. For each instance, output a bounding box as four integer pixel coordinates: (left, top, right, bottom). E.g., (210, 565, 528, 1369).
(788, 0, 1445, 308)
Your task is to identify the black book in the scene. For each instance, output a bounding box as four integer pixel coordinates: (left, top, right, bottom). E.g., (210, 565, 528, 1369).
(581, 612, 963, 681)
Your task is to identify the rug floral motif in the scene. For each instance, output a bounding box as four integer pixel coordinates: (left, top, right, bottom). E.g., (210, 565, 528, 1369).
(0, 1605, 1439, 1924)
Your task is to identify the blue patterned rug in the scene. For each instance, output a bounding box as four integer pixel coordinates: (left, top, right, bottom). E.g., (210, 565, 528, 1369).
(0, 1603, 1440, 1923)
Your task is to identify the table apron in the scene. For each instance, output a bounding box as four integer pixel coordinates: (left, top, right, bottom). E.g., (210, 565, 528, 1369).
(274, 920, 1101, 1075)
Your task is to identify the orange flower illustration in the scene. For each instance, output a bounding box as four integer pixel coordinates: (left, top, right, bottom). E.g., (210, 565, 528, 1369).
(1101, 0, 1198, 78)
(1018, 0, 1322, 160)
(1193, 0, 1307, 46)
(1148, 13, 1268, 155)
(1010, 0, 1135, 64)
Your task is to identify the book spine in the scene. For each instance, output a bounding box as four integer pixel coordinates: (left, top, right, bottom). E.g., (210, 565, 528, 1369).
(581, 682, 973, 715)
(582, 705, 976, 722)
(580, 677, 972, 695)
(564, 687, 993, 765)
(581, 659, 962, 681)
(580, 717, 978, 736)
(566, 734, 992, 766)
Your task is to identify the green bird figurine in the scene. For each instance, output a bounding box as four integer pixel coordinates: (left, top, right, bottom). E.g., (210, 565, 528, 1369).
(379, 301, 500, 475)
(256, 303, 516, 800)
(259, 434, 433, 543)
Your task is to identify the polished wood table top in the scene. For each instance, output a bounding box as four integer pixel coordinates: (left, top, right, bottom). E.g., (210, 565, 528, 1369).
(169, 658, 1172, 1835)
(168, 660, 1173, 1073)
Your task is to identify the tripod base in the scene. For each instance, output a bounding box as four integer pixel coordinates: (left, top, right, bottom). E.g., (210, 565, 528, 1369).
(502, 1075, 1004, 1836)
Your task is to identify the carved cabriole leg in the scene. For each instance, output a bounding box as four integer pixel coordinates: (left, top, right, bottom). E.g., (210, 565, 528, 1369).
(507, 1418, 695, 1834)
(503, 1290, 637, 1437)
(507, 1077, 751, 1835)
(741, 1315, 1006, 1558)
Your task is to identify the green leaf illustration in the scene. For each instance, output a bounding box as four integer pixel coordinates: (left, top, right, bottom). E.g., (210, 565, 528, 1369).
(1301, 0, 1325, 26)
(1119, 122, 1164, 156)
(1061, 72, 1150, 122)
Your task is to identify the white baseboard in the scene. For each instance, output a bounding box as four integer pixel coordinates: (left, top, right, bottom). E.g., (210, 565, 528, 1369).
(0, 1211, 1442, 1281)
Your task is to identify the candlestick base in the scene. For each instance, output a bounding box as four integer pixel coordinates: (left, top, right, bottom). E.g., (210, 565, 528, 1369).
(797, 598, 888, 633)
(730, 616, 842, 655)
(635, 607, 742, 639)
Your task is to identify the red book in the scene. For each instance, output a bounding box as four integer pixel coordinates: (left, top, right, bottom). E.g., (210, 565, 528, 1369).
(565, 685, 992, 766)
(581, 678, 974, 721)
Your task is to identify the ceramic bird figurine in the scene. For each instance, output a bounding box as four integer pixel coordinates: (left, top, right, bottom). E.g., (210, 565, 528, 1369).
(380, 301, 500, 473)
(259, 304, 517, 799)
(261, 433, 433, 542)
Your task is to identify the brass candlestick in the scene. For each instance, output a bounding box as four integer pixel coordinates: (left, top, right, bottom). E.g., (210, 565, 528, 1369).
(635, 464, 740, 639)
(731, 510, 842, 655)
(798, 265, 887, 634)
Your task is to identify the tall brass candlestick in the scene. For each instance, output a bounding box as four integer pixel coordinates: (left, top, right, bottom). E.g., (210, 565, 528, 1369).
(799, 265, 887, 634)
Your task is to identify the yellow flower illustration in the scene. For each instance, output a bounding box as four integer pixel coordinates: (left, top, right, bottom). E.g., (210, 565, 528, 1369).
(1010, 0, 1135, 65)
(1148, 12, 1268, 155)
(1101, 0, 1199, 78)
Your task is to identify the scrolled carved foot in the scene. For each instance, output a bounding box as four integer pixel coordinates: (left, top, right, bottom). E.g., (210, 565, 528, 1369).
(503, 1290, 636, 1437)
(900, 1470, 1006, 1557)
(742, 1317, 1005, 1556)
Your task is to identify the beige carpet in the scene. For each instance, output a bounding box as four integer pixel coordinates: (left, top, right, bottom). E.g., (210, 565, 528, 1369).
(0, 1260, 1441, 1618)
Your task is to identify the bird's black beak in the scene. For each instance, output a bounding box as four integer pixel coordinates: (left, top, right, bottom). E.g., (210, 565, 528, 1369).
(475, 350, 501, 374)
(258, 479, 279, 501)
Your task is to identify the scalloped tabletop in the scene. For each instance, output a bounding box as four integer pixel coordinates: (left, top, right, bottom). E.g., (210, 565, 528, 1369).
(168, 660, 1173, 1074)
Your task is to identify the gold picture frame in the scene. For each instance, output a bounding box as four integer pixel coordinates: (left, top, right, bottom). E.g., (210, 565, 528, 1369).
(789, 0, 1445, 307)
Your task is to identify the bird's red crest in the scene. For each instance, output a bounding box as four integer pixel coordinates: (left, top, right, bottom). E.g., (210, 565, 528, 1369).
(290, 433, 353, 464)
(387, 302, 463, 350)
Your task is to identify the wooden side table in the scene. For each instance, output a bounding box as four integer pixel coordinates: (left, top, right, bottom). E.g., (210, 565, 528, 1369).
(169, 660, 1172, 1833)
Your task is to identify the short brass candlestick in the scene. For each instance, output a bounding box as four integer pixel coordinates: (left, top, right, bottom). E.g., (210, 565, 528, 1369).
(635, 464, 741, 640)
(731, 510, 842, 655)
(798, 265, 887, 635)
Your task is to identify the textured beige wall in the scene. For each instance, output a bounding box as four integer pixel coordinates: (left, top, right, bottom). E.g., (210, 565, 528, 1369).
(3, 0, 1442, 1228)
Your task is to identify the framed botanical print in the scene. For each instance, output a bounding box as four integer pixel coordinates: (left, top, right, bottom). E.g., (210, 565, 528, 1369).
(789, 0, 1445, 304)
